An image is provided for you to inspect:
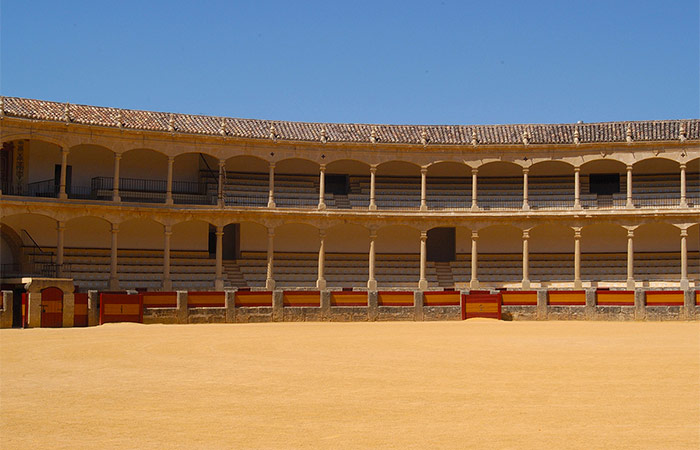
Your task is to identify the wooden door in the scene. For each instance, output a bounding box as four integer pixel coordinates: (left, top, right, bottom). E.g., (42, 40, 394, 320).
(462, 293, 501, 320)
(41, 287, 63, 328)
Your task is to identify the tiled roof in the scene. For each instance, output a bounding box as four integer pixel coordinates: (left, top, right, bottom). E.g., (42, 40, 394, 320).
(2, 96, 698, 145)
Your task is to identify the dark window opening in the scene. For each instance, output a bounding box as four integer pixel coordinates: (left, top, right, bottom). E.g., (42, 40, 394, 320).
(589, 173, 620, 196)
(427, 227, 456, 262)
(325, 174, 349, 195)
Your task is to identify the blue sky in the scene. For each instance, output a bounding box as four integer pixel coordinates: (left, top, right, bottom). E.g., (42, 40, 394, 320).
(1, 0, 698, 124)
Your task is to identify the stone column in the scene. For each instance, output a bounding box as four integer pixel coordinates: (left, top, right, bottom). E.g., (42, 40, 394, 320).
(62, 292, 75, 328)
(626, 229, 635, 290)
(574, 227, 582, 289)
(176, 291, 188, 324)
(369, 166, 377, 210)
(266, 228, 275, 290)
(218, 159, 225, 207)
(414, 291, 424, 321)
(573, 167, 581, 209)
(419, 231, 428, 290)
(471, 168, 478, 210)
(165, 156, 174, 205)
(163, 225, 172, 291)
(59, 147, 69, 199)
(267, 162, 276, 208)
(112, 153, 121, 202)
(626, 165, 633, 208)
(522, 229, 530, 289)
(317, 230, 326, 289)
(56, 221, 66, 277)
(1, 291, 13, 328)
(470, 231, 479, 288)
(536, 289, 548, 320)
(318, 164, 326, 210)
(420, 167, 428, 211)
(522, 167, 529, 210)
(367, 231, 377, 290)
(679, 163, 687, 208)
(88, 290, 99, 326)
(109, 223, 119, 290)
(225, 290, 236, 323)
(215, 225, 224, 290)
(680, 228, 689, 290)
(28, 292, 41, 328)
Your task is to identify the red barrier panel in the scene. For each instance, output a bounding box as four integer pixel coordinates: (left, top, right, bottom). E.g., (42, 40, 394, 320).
(462, 293, 501, 320)
(187, 291, 225, 308)
(283, 291, 321, 307)
(501, 291, 538, 306)
(596, 290, 634, 306)
(423, 291, 460, 306)
(21, 293, 28, 328)
(645, 291, 684, 306)
(378, 291, 413, 306)
(142, 292, 177, 308)
(235, 291, 273, 307)
(100, 293, 143, 324)
(74, 293, 88, 327)
(548, 290, 586, 306)
(330, 291, 367, 307)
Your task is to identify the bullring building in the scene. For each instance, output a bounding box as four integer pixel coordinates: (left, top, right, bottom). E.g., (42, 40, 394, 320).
(1, 97, 698, 298)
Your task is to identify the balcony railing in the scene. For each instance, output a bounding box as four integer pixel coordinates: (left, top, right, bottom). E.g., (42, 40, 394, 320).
(0, 262, 71, 279)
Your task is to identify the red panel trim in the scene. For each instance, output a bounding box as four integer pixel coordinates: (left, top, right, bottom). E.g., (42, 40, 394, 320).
(100, 293, 143, 324)
(462, 293, 502, 320)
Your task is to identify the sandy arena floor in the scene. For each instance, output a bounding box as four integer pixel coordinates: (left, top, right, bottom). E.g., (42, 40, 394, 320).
(1, 320, 699, 449)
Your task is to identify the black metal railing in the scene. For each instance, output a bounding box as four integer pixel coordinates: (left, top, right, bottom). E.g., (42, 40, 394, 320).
(478, 199, 523, 210)
(224, 193, 268, 207)
(26, 179, 58, 198)
(0, 262, 71, 279)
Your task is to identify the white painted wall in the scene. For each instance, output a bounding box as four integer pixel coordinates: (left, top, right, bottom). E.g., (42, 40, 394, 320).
(1, 214, 56, 247)
(172, 221, 209, 251)
(119, 219, 164, 250)
(274, 223, 320, 252)
(173, 153, 200, 183)
(581, 224, 627, 253)
(478, 225, 521, 253)
(455, 226, 472, 254)
(26, 140, 61, 184)
(326, 224, 369, 253)
(68, 145, 114, 188)
(121, 149, 167, 180)
(65, 217, 111, 248)
(530, 224, 574, 253)
(1, 235, 15, 264)
(635, 223, 681, 252)
(239, 222, 268, 252)
(376, 226, 419, 253)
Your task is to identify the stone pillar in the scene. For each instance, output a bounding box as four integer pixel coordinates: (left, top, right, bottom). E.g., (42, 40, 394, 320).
(162, 225, 172, 291)
(683, 289, 694, 320)
(367, 231, 377, 290)
(680, 228, 689, 290)
(265, 228, 275, 290)
(88, 290, 99, 326)
(318, 164, 327, 210)
(225, 290, 236, 323)
(419, 231, 428, 290)
(574, 228, 582, 289)
(28, 292, 41, 328)
(573, 167, 581, 209)
(522, 167, 529, 210)
(626, 229, 635, 290)
(56, 221, 66, 277)
(320, 290, 331, 319)
(267, 162, 276, 208)
(679, 163, 687, 208)
(176, 291, 188, 324)
(272, 290, 283, 322)
(109, 223, 119, 290)
(420, 167, 428, 211)
(59, 147, 69, 199)
(62, 292, 75, 328)
(585, 288, 596, 319)
(165, 156, 174, 205)
(317, 229, 327, 289)
(626, 165, 633, 208)
(112, 153, 121, 202)
(369, 166, 377, 210)
(536, 289, 548, 320)
(470, 231, 479, 288)
(218, 159, 225, 207)
(368, 290, 378, 321)
(414, 290, 424, 321)
(1, 291, 13, 328)
(215, 225, 224, 290)
(634, 289, 646, 321)
(522, 229, 530, 289)
(471, 168, 478, 210)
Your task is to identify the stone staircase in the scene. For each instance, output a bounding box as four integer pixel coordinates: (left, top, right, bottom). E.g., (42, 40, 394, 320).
(223, 261, 248, 288)
(433, 261, 455, 289)
(333, 194, 351, 209)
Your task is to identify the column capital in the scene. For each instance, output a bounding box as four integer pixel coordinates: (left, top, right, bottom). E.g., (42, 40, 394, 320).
(111, 223, 119, 233)
(420, 167, 428, 175)
(267, 229, 275, 238)
(114, 153, 122, 161)
(218, 159, 226, 168)
(420, 230, 428, 240)
(57, 221, 66, 230)
(574, 166, 581, 173)
(626, 164, 633, 172)
(627, 229, 634, 238)
(522, 167, 529, 174)
(61, 147, 69, 155)
(370, 165, 377, 174)
(574, 229, 582, 239)
(167, 155, 175, 163)
(680, 229, 688, 237)
(471, 168, 478, 175)
(471, 230, 479, 239)
(319, 164, 326, 171)
(522, 230, 529, 239)
(164, 224, 172, 235)
(269, 161, 276, 169)
(215, 224, 224, 234)
(369, 231, 377, 240)
(679, 163, 686, 170)
(319, 229, 326, 239)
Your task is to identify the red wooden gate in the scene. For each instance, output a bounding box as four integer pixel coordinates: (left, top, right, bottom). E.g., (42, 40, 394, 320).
(73, 293, 89, 327)
(41, 287, 64, 328)
(21, 293, 28, 328)
(462, 293, 501, 320)
(100, 293, 143, 324)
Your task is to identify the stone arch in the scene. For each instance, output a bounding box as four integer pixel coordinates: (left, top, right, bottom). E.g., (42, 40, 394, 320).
(476, 161, 523, 176)
(276, 157, 320, 175)
(634, 222, 681, 253)
(632, 157, 679, 174)
(66, 144, 115, 193)
(224, 154, 269, 173)
(120, 148, 168, 181)
(376, 160, 421, 176)
(1, 213, 58, 248)
(580, 159, 627, 174)
(1, 134, 69, 150)
(528, 160, 575, 176)
(326, 159, 371, 175)
(477, 224, 522, 254)
(0, 223, 23, 267)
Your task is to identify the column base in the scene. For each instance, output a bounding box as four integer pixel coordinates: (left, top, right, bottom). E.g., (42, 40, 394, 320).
(573, 279, 583, 289)
(573, 202, 582, 210)
(680, 278, 690, 291)
(367, 279, 377, 290)
(318, 203, 326, 210)
(626, 279, 635, 290)
(58, 192, 68, 200)
(108, 277, 120, 291)
(419, 204, 427, 211)
(679, 200, 688, 208)
(267, 201, 276, 208)
(265, 278, 276, 290)
(522, 203, 529, 211)
(165, 198, 174, 205)
(368, 203, 377, 211)
(625, 202, 634, 209)
(470, 204, 479, 211)
(316, 278, 327, 290)
(112, 196, 121, 203)
(522, 279, 530, 289)
(215, 278, 224, 290)
(418, 279, 428, 291)
(162, 279, 172, 291)
(470, 279, 479, 289)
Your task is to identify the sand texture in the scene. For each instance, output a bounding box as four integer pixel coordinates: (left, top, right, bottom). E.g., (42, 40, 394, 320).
(1, 321, 699, 449)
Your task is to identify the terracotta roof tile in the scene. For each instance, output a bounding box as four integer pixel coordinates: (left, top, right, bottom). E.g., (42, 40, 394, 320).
(2, 96, 698, 145)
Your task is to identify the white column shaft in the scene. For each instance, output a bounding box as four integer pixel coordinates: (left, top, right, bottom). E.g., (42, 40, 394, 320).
(471, 169, 478, 209)
(420, 168, 427, 210)
(166, 157, 174, 205)
(626, 166, 633, 208)
(113, 154, 121, 202)
(369, 167, 377, 210)
(318, 165, 326, 209)
(268, 163, 276, 207)
(59, 148, 69, 199)
(574, 167, 581, 208)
